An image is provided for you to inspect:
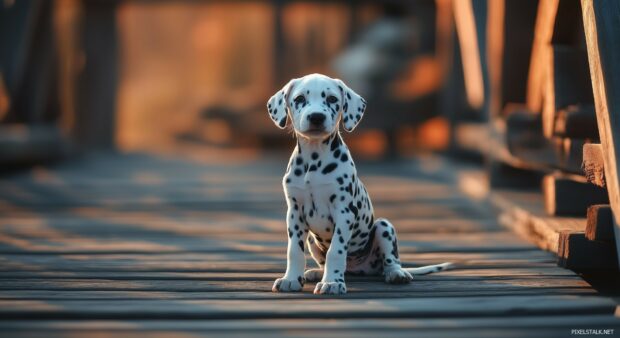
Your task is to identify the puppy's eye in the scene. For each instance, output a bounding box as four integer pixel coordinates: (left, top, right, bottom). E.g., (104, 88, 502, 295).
(294, 95, 306, 104)
(327, 95, 338, 104)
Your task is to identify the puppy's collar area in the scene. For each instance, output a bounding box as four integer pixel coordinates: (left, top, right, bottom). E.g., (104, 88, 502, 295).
(295, 132, 342, 157)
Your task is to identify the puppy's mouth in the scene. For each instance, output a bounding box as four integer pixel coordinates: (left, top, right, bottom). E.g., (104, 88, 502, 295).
(299, 127, 329, 138)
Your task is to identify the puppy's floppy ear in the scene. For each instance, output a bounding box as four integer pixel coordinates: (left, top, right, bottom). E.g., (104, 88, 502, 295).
(267, 79, 297, 129)
(336, 79, 366, 132)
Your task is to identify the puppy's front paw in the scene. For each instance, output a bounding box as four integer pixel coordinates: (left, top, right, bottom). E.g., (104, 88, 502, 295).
(272, 276, 304, 292)
(313, 281, 347, 295)
(384, 267, 413, 284)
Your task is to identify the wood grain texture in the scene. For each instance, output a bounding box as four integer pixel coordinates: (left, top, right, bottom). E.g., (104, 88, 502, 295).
(0, 152, 616, 336)
(581, 0, 620, 268)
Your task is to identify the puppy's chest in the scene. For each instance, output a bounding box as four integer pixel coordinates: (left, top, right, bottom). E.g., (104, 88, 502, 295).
(287, 181, 334, 231)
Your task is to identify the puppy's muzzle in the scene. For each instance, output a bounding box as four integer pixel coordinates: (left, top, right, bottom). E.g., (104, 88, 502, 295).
(307, 113, 326, 130)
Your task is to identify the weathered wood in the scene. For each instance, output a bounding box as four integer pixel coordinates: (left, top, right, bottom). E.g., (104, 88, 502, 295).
(581, 0, 620, 268)
(527, 0, 560, 113)
(542, 172, 609, 216)
(557, 231, 618, 270)
(586, 204, 615, 241)
(542, 46, 594, 138)
(502, 106, 587, 173)
(0, 295, 614, 319)
(0, 235, 535, 255)
(582, 143, 606, 187)
(0, 250, 557, 273)
(453, 0, 488, 113)
(0, 151, 614, 335)
(0, 277, 591, 296)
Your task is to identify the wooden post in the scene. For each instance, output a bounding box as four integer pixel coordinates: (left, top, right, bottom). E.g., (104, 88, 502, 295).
(526, 0, 559, 113)
(75, 0, 119, 148)
(581, 0, 620, 268)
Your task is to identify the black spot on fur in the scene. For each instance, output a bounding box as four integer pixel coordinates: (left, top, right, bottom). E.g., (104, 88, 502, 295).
(322, 163, 338, 174)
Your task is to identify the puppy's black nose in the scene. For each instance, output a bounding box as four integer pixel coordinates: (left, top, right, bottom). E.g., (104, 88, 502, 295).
(308, 113, 326, 126)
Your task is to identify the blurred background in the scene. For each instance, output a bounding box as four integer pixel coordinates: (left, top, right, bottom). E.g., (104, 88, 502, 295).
(0, 0, 473, 165)
(0, 0, 602, 173)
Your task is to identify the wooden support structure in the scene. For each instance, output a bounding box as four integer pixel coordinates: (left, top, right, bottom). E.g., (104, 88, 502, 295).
(558, 231, 618, 270)
(586, 204, 615, 241)
(543, 172, 608, 216)
(581, 0, 620, 268)
(582, 143, 606, 187)
(527, 0, 559, 114)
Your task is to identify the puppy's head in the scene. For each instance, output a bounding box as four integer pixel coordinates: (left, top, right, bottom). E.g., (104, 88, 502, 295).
(266, 73, 366, 140)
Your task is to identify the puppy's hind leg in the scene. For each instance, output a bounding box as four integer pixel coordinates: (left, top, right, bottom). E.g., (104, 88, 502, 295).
(304, 236, 325, 282)
(372, 218, 413, 284)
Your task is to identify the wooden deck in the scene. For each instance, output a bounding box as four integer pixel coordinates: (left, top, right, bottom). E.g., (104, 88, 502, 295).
(0, 152, 618, 337)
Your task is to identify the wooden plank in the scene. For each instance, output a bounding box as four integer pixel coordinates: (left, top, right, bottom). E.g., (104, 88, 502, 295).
(0, 216, 503, 236)
(468, 181, 587, 254)
(526, 0, 559, 113)
(0, 266, 579, 280)
(586, 204, 615, 241)
(0, 287, 597, 301)
(0, 278, 593, 298)
(542, 172, 608, 216)
(583, 143, 606, 187)
(0, 250, 557, 273)
(0, 231, 536, 254)
(0, 295, 614, 319)
(581, 0, 620, 268)
(3, 316, 619, 332)
(557, 231, 618, 270)
(453, 0, 486, 111)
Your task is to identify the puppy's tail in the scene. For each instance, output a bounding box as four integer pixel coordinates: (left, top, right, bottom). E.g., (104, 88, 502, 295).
(403, 262, 454, 276)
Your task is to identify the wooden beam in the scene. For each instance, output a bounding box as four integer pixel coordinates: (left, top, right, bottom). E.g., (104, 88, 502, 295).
(586, 204, 614, 241)
(581, 0, 620, 268)
(543, 172, 608, 216)
(526, 0, 559, 113)
(453, 0, 485, 111)
(557, 230, 618, 270)
(582, 143, 605, 187)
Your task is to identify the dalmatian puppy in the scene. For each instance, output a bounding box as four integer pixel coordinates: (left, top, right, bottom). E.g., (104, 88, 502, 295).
(267, 73, 453, 295)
